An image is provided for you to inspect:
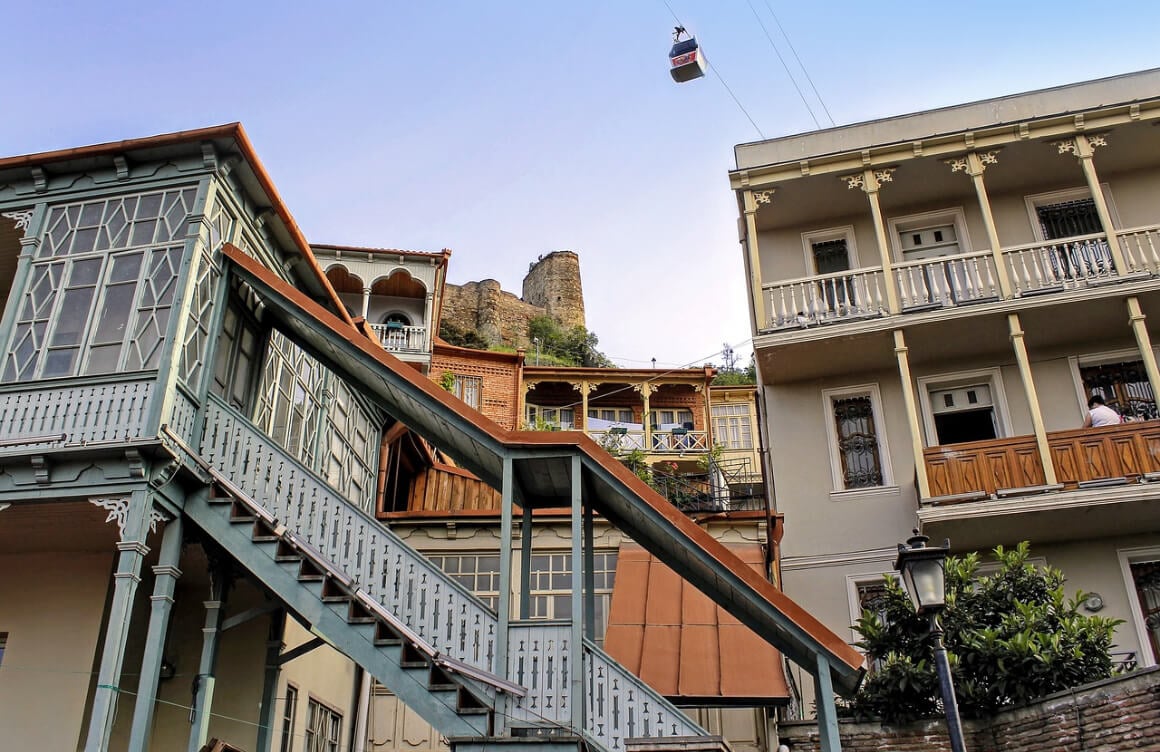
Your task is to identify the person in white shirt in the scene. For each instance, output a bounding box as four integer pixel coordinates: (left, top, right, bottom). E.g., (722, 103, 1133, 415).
(1084, 394, 1123, 428)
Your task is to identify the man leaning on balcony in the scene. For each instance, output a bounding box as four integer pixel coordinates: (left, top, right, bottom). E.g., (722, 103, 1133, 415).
(1085, 394, 1124, 428)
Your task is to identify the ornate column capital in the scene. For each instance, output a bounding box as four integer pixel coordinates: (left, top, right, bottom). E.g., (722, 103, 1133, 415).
(843, 168, 895, 192)
(945, 151, 999, 176)
(744, 188, 775, 214)
(633, 382, 656, 398)
(1, 209, 33, 233)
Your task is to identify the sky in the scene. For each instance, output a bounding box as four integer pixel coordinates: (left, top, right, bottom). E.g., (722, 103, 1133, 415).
(4, 1, 1160, 369)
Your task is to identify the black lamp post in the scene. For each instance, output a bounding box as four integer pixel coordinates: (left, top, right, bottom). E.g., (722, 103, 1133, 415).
(894, 531, 967, 752)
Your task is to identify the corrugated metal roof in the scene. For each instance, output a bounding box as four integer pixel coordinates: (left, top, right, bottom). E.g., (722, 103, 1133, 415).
(604, 544, 789, 705)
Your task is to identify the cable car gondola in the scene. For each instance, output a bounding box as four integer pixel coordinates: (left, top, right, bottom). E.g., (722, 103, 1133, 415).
(669, 26, 706, 83)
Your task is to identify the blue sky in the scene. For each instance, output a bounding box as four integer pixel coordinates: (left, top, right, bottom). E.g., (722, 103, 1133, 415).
(5, 1, 1160, 368)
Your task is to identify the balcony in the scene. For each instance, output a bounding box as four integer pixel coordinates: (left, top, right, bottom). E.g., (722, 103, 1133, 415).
(923, 420, 1160, 500)
(759, 225, 1160, 332)
(369, 322, 427, 353)
(587, 427, 710, 454)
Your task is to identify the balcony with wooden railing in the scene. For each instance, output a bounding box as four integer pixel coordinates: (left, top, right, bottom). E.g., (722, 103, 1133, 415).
(923, 419, 1160, 502)
(586, 428, 710, 455)
(759, 224, 1160, 332)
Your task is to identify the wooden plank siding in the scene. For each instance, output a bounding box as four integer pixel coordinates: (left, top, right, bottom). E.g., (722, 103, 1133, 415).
(923, 421, 1160, 499)
(404, 462, 502, 513)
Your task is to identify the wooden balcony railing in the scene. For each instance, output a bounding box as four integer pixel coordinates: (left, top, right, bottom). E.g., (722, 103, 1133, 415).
(588, 428, 709, 454)
(923, 420, 1160, 501)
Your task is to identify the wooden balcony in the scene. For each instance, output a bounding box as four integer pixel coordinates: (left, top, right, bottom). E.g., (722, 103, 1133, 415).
(587, 428, 710, 455)
(923, 420, 1160, 501)
(369, 322, 427, 353)
(758, 225, 1160, 333)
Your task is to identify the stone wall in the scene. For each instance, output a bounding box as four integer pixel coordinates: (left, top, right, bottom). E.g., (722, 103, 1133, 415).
(778, 668, 1160, 752)
(442, 251, 585, 348)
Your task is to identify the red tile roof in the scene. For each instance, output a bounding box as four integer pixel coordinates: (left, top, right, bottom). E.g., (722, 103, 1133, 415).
(604, 544, 789, 704)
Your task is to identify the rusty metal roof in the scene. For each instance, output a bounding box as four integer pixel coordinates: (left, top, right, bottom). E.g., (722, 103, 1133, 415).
(604, 544, 789, 705)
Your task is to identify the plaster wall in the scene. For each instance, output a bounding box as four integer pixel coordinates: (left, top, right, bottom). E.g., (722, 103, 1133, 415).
(0, 552, 112, 752)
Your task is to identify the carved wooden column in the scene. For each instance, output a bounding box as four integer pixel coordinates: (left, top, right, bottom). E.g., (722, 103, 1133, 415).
(893, 330, 931, 499)
(84, 491, 162, 752)
(741, 189, 773, 331)
(1127, 297, 1160, 406)
(637, 382, 656, 449)
(1052, 134, 1127, 274)
(361, 286, 372, 320)
(846, 169, 901, 314)
(1008, 313, 1057, 485)
(188, 560, 233, 752)
(423, 291, 435, 351)
(577, 380, 595, 431)
(945, 151, 1012, 297)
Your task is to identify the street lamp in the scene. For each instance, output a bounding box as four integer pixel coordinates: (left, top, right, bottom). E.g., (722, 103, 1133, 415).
(894, 531, 967, 752)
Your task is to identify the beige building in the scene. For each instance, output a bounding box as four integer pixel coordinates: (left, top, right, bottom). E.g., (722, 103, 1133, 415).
(731, 68, 1160, 709)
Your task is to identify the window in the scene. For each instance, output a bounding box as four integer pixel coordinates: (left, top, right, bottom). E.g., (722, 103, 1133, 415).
(428, 553, 500, 610)
(711, 403, 753, 449)
(918, 369, 1011, 447)
(0, 632, 7, 668)
(1080, 359, 1156, 420)
(847, 575, 899, 669)
(649, 409, 693, 428)
(527, 404, 575, 429)
(304, 698, 342, 752)
(280, 684, 298, 752)
(528, 551, 618, 641)
(451, 374, 482, 409)
(801, 226, 858, 275)
(823, 385, 892, 491)
(589, 408, 634, 424)
(211, 302, 263, 412)
(1129, 560, 1160, 665)
(253, 331, 327, 465)
(2, 188, 195, 382)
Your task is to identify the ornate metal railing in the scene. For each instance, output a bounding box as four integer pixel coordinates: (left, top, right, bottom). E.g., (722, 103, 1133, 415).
(583, 639, 705, 751)
(370, 323, 427, 353)
(893, 251, 999, 310)
(200, 395, 498, 673)
(1118, 224, 1160, 276)
(762, 266, 886, 330)
(0, 378, 154, 448)
(1002, 233, 1115, 294)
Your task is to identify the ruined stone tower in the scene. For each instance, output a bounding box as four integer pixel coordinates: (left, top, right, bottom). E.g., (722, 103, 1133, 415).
(441, 251, 586, 348)
(522, 251, 585, 330)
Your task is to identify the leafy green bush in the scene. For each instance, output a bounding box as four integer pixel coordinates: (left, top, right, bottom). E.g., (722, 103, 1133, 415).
(848, 542, 1121, 723)
(527, 316, 613, 367)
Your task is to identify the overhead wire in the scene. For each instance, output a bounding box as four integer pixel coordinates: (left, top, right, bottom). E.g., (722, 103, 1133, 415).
(759, 0, 836, 126)
(744, 0, 821, 129)
(659, 0, 766, 139)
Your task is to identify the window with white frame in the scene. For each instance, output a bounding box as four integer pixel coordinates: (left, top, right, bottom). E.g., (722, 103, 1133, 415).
(211, 302, 263, 412)
(649, 409, 694, 429)
(527, 404, 575, 428)
(2, 188, 196, 382)
(253, 331, 327, 466)
(589, 408, 634, 424)
(888, 209, 970, 261)
(711, 403, 753, 449)
(451, 374, 482, 409)
(918, 369, 1011, 447)
(802, 226, 858, 275)
(528, 551, 619, 640)
(0, 632, 7, 668)
(304, 698, 342, 752)
(823, 385, 892, 491)
(427, 553, 500, 611)
(1120, 546, 1160, 667)
(279, 684, 298, 752)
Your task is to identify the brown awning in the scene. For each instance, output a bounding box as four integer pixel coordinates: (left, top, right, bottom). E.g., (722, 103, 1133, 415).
(603, 544, 790, 705)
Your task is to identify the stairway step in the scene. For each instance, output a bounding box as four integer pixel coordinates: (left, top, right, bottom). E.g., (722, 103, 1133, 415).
(274, 540, 302, 562)
(297, 561, 325, 582)
(374, 622, 404, 646)
(347, 602, 376, 624)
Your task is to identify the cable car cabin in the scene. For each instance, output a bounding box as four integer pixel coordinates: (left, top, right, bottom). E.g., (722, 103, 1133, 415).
(669, 36, 706, 82)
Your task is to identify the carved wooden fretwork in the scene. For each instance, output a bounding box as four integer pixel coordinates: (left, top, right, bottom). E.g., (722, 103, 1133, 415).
(1, 209, 33, 233)
(91, 496, 133, 539)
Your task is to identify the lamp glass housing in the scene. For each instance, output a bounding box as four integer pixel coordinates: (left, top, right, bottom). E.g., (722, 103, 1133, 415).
(902, 556, 946, 613)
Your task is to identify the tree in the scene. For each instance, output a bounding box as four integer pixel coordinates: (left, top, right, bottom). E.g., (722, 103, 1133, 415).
(526, 316, 613, 367)
(848, 542, 1121, 723)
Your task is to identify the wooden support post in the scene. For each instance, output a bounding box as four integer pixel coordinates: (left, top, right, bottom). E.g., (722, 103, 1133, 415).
(857, 169, 901, 314)
(83, 490, 153, 752)
(520, 501, 533, 620)
(742, 190, 770, 331)
(127, 515, 184, 752)
(496, 455, 516, 734)
(188, 565, 230, 752)
(963, 151, 1013, 297)
(1074, 135, 1128, 274)
(814, 654, 842, 752)
(583, 497, 596, 641)
(1008, 313, 1057, 485)
(1127, 297, 1160, 408)
(254, 609, 286, 752)
(893, 330, 931, 499)
(570, 454, 585, 732)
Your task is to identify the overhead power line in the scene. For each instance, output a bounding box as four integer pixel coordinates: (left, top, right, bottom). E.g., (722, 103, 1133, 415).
(760, 0, 836, 126)
(745, 0, 822, 129)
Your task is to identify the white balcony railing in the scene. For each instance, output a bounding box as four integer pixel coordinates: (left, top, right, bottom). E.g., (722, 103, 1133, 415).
(893, 251, 1000, 310)
(763, 266, 887, 329)
(587, 428, 709, 454)
(1002, 233, 1115, 294)
(369, 323, 427, 352)
(1118, 224, 1160, 276)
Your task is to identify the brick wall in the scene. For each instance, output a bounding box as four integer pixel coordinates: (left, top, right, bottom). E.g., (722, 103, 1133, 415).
(430, 345, 522, 430)
(778, 668, 1160, 752)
